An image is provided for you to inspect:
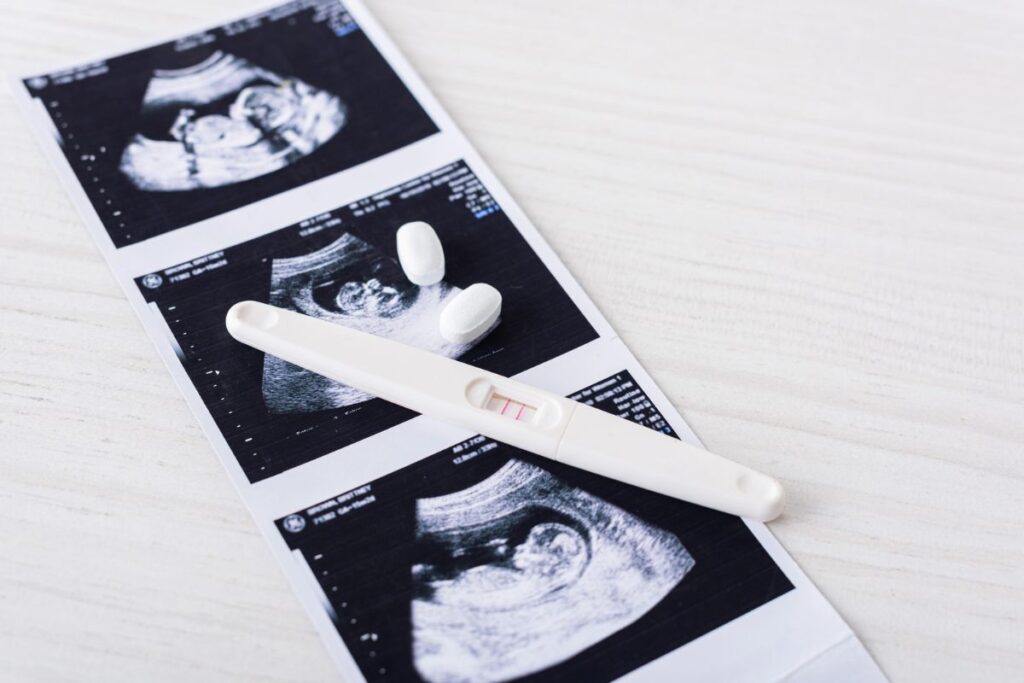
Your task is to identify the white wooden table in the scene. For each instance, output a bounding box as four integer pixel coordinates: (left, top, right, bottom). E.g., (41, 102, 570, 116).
(2, 1, 1021, 681)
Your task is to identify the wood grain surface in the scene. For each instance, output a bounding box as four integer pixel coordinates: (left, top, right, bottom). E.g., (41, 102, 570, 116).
(1, 1, 1021, 681)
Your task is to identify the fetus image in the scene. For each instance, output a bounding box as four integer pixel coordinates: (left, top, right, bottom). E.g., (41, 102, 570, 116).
(411, 460, 695, 682)
(262, 233, 491, 413)
(119, 51, 346, 191)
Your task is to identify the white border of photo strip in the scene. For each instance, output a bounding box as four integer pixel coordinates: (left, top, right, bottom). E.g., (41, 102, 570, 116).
(11, 1, 885, 681)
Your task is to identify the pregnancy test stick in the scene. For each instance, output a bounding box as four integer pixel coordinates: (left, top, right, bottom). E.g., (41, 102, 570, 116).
(225, 301, 785, 521)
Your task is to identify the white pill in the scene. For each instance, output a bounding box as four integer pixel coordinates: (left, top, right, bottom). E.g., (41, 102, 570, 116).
(396, 221, 445, 286)
(440, 283, 502, 344)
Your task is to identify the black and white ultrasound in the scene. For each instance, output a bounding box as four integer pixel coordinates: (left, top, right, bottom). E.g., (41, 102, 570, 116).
(278, 372, 793, 683)
(22, 0, 438, 247)
(136, 162, 598, 482)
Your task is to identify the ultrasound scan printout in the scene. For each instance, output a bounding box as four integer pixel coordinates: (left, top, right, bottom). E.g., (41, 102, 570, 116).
(15, 1, 887, 680)
(278, 372, 792, 683)
(20, 0, 437, 246)
(136, 162, 598, 481)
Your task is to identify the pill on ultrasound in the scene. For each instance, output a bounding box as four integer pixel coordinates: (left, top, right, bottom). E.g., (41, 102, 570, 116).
(396, 221, 445, 286)
(439, 283, 502, 344)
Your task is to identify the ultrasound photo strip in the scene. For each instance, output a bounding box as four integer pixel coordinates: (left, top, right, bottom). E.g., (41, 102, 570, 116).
(15, 2, 885, 679)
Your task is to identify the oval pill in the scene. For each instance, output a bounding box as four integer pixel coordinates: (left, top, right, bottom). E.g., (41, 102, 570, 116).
(396, 221, 445, 286)
(439, 283, 502, 344)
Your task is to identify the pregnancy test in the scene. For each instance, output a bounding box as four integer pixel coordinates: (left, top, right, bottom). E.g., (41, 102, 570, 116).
(225, 301, 785, 521)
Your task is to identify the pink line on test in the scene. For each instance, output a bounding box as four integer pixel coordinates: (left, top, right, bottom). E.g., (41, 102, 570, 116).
(515, 404, 525, 420)
(500, 398, 511, 415)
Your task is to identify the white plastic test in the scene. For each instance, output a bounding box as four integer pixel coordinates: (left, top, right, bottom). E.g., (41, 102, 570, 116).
(396, 221, 445, 285)
(439, 283, 502, 344)
(225, 301, 785, 521)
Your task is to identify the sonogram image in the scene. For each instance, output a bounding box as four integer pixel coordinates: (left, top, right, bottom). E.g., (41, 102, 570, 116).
(120, 51, 347, 191)
(411, 460, 694, 682)
(23, 0, 438, 246)
(278, 372, 794, 683)
(136, 162, 598, 482)
(263, 233, 487, 413)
